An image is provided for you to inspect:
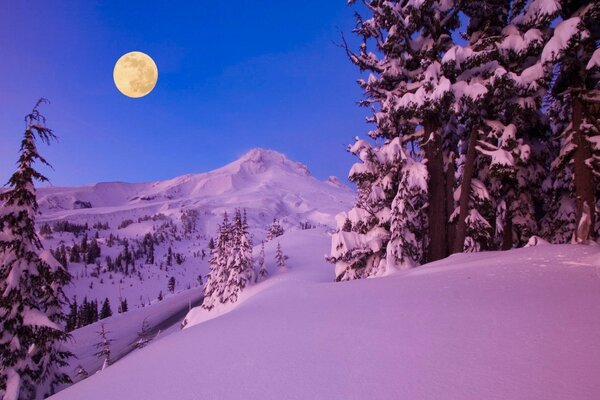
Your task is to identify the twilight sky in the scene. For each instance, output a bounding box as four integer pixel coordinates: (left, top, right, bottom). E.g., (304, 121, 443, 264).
(0, 1, 367, 187)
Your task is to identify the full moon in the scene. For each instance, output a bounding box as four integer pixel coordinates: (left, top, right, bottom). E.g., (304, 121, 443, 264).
(113, 51, 158, 98)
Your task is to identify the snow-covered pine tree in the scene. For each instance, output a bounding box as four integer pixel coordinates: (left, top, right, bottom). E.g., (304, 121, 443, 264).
(541, 1, 600, 241)
(133, 318, 152, 350)
(168, 276, 176, 294)
(0, 99, 72, 400)
(387, 148, 429, 268)
(332, 0, 461, 280)
(202, 212, 232, 310)
(99, 298, 112, 319)
(94, 323, 113, 370)
(275, 242, 286, 270)
(222, 209, 254, 303)
(266, 218, 284, 242)
(257, 240, 267, 281)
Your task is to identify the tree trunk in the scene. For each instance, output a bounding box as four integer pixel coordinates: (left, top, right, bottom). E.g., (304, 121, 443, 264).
(453, 127, 479, 253)
(445, 153, 456, 253)
(501, 198, 513, 250)
(572, 96, 596, 241)
(424, 124, 448, 262)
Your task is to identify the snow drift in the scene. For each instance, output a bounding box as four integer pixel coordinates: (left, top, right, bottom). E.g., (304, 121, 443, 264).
(50, 229, 600, 400)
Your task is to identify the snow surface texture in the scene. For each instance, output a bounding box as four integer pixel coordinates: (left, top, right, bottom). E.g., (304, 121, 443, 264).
(51, 229, 600, 400)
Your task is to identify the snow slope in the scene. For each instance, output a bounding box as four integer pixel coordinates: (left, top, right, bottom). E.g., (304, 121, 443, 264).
(50, 229, 600, 400)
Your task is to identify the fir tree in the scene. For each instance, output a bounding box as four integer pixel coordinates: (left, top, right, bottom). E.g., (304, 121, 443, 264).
(168, 276, 176, 294)
(257, 241, 267, 281)
(542, 1, 600, 241)
(266, 218, 284, 241)
(275, 242, 286, 270)
(66, 296, 78, 332)
(133, 318, 152, 350)
(99, 298, 112, 320)
(0, 99, 72, 400)
(143, 232, 155, 264)
(221, 209, 254, 303)
(202, 212, 232, 310)
(118, 299, 128, 314)
(94, 323, 113, 370)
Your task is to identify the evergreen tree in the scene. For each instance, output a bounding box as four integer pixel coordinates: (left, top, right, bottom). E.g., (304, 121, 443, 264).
(85, 238, 101, 264)
(542, 1, 600, 241)
(133, 318, 152, 350)
(387, 150, 429, 267)
(257, 241, 267, 281)
(66, 296, 78, 332)
(275, 242, 286, 270)
(143, 233, 155, 264)
(202, 212, 232, 310)
(93, 323, 113, 370)
(266, 218, 284, 241)
(118, 299, 128, 314)
(80, 232, 88, 257)
(99, 298, 112, 320)
(168, 276, 176, 294)
(69, 244, 81, 263)
(0, 99, 72, 400)
(221, 209, 254, 303)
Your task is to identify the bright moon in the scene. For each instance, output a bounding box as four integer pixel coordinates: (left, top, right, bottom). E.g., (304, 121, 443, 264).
(113, 51, 158, 98)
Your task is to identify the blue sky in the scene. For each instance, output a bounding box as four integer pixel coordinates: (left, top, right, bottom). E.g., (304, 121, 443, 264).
(0, 1, 366, 186)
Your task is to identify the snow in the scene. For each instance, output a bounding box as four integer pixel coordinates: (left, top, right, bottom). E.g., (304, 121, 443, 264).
(4, 368, 20, 400)
(50, 229, 600, 400)
(541, 17, 583, 64)
(22, 309, 61, 330)
(586, 48, 600, 70)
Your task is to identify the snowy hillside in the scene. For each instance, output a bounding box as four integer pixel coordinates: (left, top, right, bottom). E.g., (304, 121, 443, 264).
(50, 230, 600, 400)
(36, 148, 354, 316)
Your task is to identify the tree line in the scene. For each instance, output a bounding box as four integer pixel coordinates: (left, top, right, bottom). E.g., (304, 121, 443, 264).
(330, 0, 599, 280)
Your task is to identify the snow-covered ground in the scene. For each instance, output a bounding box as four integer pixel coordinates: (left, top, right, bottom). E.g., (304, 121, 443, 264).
(51, 228, 600, 400)
(64, 287, 203, 384)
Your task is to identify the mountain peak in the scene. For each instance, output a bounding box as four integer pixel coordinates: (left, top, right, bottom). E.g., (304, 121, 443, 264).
(229, 148, 311, 177)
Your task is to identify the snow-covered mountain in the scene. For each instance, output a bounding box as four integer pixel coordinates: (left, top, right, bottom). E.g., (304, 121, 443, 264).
(38, 148, 353, 228)
(37, 148, 354, 319)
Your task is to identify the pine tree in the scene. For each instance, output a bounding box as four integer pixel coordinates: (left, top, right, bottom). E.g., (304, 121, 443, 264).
(275, 242, 286, 270)
(542, 1, 600, 241)
(168, 276, 176, 294)
(69, 244, 81, 263)
(202, 212, 232, 310)
(387, 150, 429, 267)
(118, 298, 128, 314)
(221, 209, 254, 304)
(257, 241, 267, 281)
(85, 238, 101, 264)
(133, 318, 152, 350)
(143, 233, 155, 264)
(94, 323, 113, 370)
(266, 218, 284, 241)
(99, 298, 112, 320)
(0, 99, 72, 400)
(66, 296, 78, 332)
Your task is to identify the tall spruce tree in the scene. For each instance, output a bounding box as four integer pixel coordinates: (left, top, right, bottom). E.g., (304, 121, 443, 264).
(202, 212, 232, 310)
(257, 240, 267, 281)
(222, 209, 254, 303)
(0, 99, 72, 400)
(542, 1, 600, 241)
